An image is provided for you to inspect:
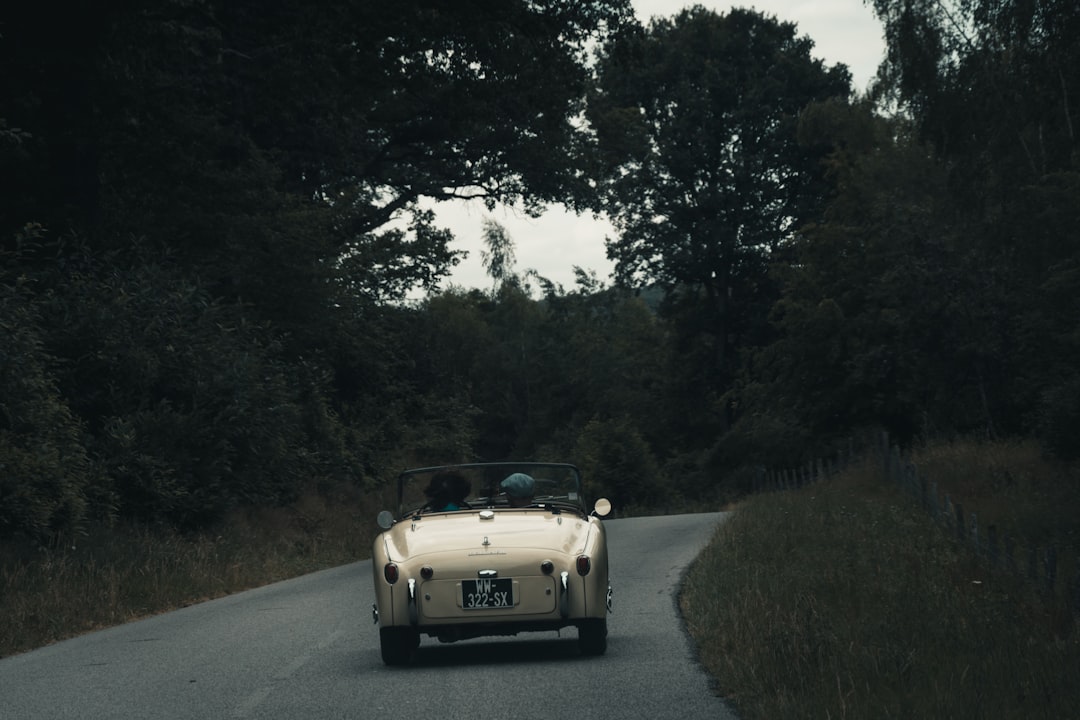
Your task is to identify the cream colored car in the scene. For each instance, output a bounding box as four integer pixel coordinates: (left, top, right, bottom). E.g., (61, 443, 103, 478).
(371, 462, 613, 665)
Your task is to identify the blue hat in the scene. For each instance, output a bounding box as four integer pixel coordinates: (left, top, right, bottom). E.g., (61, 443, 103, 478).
(501, 473, 535, 498)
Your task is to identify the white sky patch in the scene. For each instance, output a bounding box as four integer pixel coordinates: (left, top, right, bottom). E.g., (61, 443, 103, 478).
(430, 0, 885, 293)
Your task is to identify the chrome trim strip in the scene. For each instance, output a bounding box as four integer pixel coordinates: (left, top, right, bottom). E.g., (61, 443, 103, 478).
(559, 571, 570, 619)
(407, 578, 418, 626)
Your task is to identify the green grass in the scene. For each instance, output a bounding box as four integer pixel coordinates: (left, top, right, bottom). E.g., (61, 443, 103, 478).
(682, 443, 1080, 719)
(0, 485, 385, 658)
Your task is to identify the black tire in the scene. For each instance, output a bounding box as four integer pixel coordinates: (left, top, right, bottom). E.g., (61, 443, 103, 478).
(380, 627, 419, 666)
(577, 619, 607, 656)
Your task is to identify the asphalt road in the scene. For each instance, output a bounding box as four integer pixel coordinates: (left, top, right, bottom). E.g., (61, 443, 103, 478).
(0, 512, 738, 720)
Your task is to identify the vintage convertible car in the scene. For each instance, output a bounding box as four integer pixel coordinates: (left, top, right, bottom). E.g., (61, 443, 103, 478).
(371, 462, 613, 665)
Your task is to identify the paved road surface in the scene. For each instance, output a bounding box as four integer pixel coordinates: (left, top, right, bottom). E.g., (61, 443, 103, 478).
(0, 512, 738, 719)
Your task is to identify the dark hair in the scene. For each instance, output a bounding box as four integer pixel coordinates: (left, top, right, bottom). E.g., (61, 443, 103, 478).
(424, 471, 470, 507)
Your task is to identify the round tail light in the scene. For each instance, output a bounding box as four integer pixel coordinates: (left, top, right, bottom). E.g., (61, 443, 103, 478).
(576, 555, 591, 576)
(383, 563, 399, 584)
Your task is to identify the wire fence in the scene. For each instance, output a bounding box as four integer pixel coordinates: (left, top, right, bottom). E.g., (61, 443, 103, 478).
(755, 432, 1080, 627)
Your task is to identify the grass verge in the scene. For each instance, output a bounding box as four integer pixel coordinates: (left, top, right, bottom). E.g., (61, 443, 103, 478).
(682, 443, 1080, 720)
(0, 485, 384, 659)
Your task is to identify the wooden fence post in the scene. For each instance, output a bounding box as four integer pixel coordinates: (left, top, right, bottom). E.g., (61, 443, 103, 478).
(1045, 546, 1058, 594)
(880, 431, 889, 478)
(911, 464, 924, 508)
(1070, 574, 1080, 620)
(970, 512, 980, 556)
(987, 525, 999, 567)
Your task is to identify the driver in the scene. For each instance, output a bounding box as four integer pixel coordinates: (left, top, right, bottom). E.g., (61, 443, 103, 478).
(424, 471, 471, 511)
(500, 472, 535, 507)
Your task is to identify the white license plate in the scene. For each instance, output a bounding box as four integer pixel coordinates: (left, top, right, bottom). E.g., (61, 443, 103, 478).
(462, 578, 513, 609)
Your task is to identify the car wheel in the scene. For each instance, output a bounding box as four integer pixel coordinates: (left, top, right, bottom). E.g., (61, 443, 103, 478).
(577, 619, 607, 656)
(380, 627, 419, 666)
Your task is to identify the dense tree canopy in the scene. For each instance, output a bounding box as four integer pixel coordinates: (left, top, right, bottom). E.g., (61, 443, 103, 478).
(1, 0, 634, 306)
(0, 0, 641, 538)
(587, 6, 851, 443)
(865, 0, 1080, 452)
(2, 0, 1079, 540)
(725, 0, 1079, 459)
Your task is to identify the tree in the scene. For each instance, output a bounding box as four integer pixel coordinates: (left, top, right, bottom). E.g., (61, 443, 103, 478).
(870, 0, 1080, 274)
(871, 0, 1080, 175)
(1, 0, 636, 310)
(589, 6, 851, 441)
(0, 0, 640, 529)
(731, 94, 1040, 453)
(481, 218, 519, 292)
(868, 0, 1080, 447)
(590, 7, 850, 369)
(212, 0, 636, 307)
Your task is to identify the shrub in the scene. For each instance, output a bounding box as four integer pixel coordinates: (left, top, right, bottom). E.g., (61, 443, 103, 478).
(0, 287, 92, 541)
(1038, 374, 1080, 461)
(574, 416, 664, 508)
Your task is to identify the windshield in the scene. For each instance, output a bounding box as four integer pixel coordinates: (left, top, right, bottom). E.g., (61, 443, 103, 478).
(396, 463, 585, 518)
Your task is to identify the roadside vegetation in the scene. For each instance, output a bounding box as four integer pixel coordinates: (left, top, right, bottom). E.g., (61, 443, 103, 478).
(682, 440, 1080, 720)
(0, 487, 382, 658)
(5, 438, 1080, 720)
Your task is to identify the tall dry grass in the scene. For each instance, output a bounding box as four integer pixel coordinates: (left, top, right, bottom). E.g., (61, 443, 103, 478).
(913, 439, 1080, 555)
(0, 485, 387, 658)
(682, 444, 1080, 720)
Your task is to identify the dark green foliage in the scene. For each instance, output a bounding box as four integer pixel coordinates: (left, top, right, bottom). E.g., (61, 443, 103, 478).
(707, 411, 810, 485)
(34, 241, 357, 527)
(0, 278, 92, 541)
(574, 416, 662, 508)
(760, 0, 1080, 451)
(1037, 376, 1080, 462)
(589, 7, 852, 456)
(407, 275, 676, 477)
(1031, 256, 1080, 460)
(3, 0, 1080, 541)
(0, 1, 639, 536)
(591, 5, 850, 326)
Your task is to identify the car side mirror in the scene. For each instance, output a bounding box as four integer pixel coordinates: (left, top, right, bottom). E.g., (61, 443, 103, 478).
(376, 510, 394, 530)
(592, 498, 612, 517)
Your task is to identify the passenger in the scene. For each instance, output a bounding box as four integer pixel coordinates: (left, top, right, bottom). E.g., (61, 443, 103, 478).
(424, 471, 471, 511)
(500, 472, 535, 508)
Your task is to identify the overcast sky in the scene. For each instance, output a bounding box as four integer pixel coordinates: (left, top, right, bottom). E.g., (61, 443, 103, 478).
(429, 1, 886, 294)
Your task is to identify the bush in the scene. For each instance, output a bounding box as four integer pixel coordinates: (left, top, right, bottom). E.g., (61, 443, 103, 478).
(0, 287, 92, 541)
(705, 411, 812, 497)
(31, 243, 362, 529)
(574, 416, 664, 508)
(1038, 374, 1080, 461)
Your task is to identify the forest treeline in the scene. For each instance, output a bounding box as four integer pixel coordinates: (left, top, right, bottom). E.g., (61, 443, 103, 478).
(2, 0, 1077, 543)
